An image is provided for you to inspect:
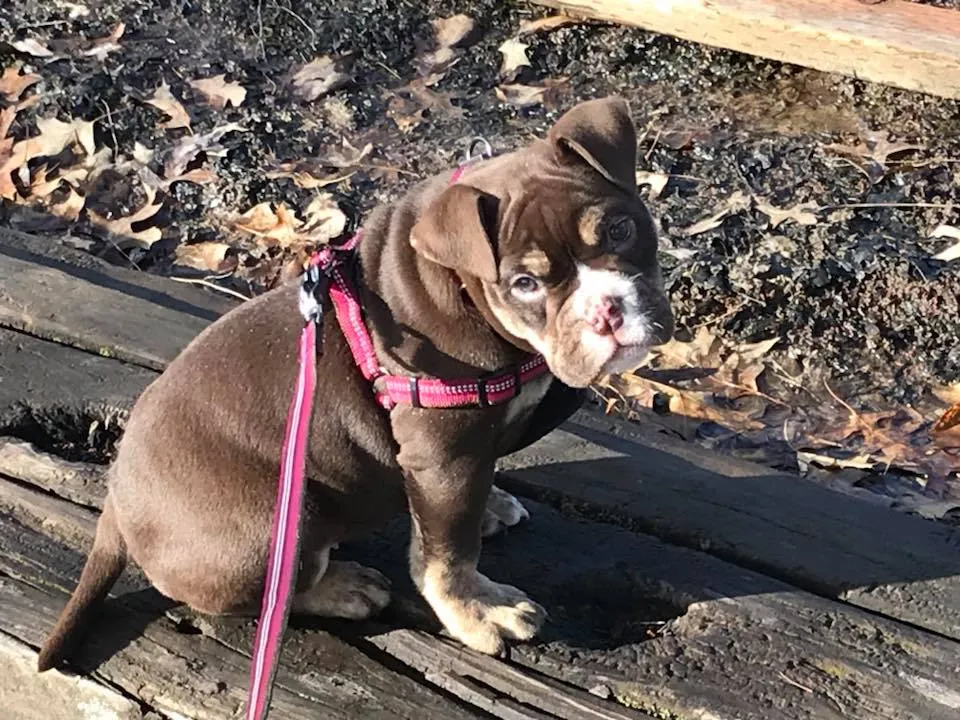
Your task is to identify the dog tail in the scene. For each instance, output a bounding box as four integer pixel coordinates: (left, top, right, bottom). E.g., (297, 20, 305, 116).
(37, 495, 127, 672)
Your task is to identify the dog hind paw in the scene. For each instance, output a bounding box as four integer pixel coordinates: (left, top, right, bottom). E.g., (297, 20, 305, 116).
(293, 561, 391, 619)
(481, 485, 530, 537)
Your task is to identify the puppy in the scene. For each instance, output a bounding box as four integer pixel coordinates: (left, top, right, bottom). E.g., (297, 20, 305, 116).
(38, 96, 674, 669)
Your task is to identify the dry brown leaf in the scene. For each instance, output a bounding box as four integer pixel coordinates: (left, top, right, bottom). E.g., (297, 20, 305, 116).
(681, 191, 751, 236)
(934, 403, 960, 434)
(49, 186, 85, 221)
(234, 202, 302, 248)
(0, 116, 97, 199)
(291, 56, 352, 102)
(316, 138, 372, 168)
(399, 77, 465, 120)
(131, 142, 154, 165)
(27, 165, 65, 198)
(495, 78, 569, 109)
(58, 1, 90, 19)
(755, 199, 819, 229)
(635, 170, 669, 199)
(87, 186, 163, 249)
(145, 82, 191, 130)
(174, 241, 237, 273)
(82, 21, 124, 62)
(933, 384, 960, 406)
(189, 74, 247, 110)
(12, 38, 55, 58)
(432, 14, 475, 48)
(303, 193, 347, 241)
(265, 164, 355, 190)
(518, 14, 578, 35)
(163, 123, 244, 179)
(931, 224, 960, 262)
(0, 66, 41, 101)
(498, 38, 531, 79)
(826, 129, 921, 167)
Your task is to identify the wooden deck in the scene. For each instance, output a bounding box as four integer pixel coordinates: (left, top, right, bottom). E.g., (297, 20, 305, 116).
(1, 226, 959, 720)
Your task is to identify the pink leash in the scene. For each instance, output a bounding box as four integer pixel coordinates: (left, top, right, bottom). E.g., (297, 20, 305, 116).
(244, 138, 550, 718)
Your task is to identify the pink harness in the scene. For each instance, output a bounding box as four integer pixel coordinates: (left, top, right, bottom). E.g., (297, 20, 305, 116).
(244, 147, 550, 719)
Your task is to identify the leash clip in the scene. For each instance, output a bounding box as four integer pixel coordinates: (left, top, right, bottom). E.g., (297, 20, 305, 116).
(464, 136, 494, 165)
(299, 264, 331, 335)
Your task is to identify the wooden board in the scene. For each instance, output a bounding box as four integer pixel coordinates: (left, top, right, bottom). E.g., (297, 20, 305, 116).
(0, 515, 483, 720)
(5, 442, 960, 720)
(0, 632, 141, 720)
(531, 0, 960, 100)
(0, 238, 235, 371)
(0, 327, 155, 416)
(498, 411, 960, 642)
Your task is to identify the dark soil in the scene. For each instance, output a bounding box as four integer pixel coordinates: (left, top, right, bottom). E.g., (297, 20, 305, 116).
(1, 1, 959, 417)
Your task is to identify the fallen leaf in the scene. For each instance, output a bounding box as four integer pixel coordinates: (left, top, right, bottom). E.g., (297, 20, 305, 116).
(1, 116, 97, 199)
(163, 123, 244, 179)
(82, 21, 124, 62)
(495, 78, 569, 109)
(635, 170, 669, 199)
(316, 138, 372, 168)
(518, 14, 578, 35)
(189, 74, 247, 110)
(87, 185, 164, 248)
(265, 164, 355, 190)
(303, 193, 347, 241)
(796, 450, 877, 472)
(498, 38, 531, 79)
(0, 66, 41, 101)
(681, 191, 751, 236)
(132, 142, 154, 165)
(825, 130, 921, 184)
(291, 55, 352, 102)
(11, 38, 55, 58)
(174, 241, 237, 273)
(27, 165, 66, 198)
(934, 403, 960, 434)
(398, 77, 465, 120)
(931, 224, 960, 262)
(933, 384, 960, 406)
(145, 82, 192, 130)
(49, 186, 85, 221)
(57, 1, 90, 19)
(432, 14, 475, 48)
(755, 199, 819, 229)
(233, 202, 302, 248)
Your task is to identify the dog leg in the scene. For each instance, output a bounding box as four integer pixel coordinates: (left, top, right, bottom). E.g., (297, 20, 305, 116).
(292, 547, 391, 619)
(403, 452, 546, 656)
(480, 486, 530, 538)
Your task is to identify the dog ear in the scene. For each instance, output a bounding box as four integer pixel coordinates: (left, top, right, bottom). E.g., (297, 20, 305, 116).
(410, 184, 500, 283)
(548, 96, 637, 192)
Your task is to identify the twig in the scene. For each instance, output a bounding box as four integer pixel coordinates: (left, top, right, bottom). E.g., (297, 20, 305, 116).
(777, 671, 813, 694)
(357, 162, 421, 178)
(643, 128, 661, 161)
(273, 2, 316, 40)
(254, 0, 266, 61)
(691, 300, 747, 330)
(99, 100, 119, 161)
(374, 60, 402, 81)
(169, 276, 251, 302)
(823, 202, 955, 210)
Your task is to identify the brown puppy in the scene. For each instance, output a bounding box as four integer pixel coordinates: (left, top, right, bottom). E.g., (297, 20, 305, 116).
(38, 96, 674, 669)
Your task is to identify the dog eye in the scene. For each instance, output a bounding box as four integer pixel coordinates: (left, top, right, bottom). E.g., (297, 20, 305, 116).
(606, 216, 636, 251)
(510, 274, 541, 297)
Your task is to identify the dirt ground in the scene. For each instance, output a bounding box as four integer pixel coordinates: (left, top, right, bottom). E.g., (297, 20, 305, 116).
(2, 1, 959, 505)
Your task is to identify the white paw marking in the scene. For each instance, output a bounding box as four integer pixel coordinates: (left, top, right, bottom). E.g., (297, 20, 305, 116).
(481, 486, 530, 537)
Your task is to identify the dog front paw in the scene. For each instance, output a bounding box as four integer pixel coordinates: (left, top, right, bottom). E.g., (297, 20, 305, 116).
(424, 570, 546, 655)
(481, 485, 530, 537)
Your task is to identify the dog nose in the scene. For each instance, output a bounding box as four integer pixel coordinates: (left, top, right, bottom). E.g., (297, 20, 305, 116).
(588, 296, 624, 335)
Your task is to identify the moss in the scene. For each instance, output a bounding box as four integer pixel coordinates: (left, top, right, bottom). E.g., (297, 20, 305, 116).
(612, 685, 684, 720)
(814, 658, 852, 680)
(98, 345, 116, 358)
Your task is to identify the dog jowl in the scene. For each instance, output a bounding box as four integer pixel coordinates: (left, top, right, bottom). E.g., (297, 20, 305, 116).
(37, 96, 674, 671)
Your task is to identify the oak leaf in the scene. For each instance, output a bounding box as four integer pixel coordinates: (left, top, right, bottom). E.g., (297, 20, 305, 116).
(189, 75, 247, 110)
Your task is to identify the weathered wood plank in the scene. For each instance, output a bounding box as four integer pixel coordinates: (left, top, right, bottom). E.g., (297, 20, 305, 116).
(6, 448, 960, 720)
(0, 328, 156, 417)
(0, 242, 232, 371)
(0, 631, 142, 720)
(530, 0, 960, 100)
(498, 411, 960, 642)
(0, 511, 483, 720)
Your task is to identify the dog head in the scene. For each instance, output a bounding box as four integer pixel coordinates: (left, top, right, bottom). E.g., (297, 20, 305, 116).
(409, 96, 674, 388)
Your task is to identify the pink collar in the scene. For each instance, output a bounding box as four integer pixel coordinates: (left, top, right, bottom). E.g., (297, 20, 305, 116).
(302, 158, 550, 411)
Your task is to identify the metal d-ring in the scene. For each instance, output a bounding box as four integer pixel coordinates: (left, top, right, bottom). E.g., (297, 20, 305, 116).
(465, 136, 493, 163)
